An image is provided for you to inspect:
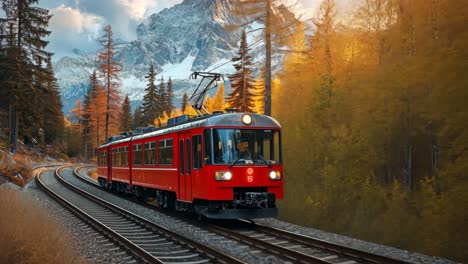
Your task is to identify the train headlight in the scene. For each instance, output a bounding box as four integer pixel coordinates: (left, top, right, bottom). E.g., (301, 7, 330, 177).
(224, 171, 232, 180)
(269, 170, 281, 180)
(215, 171, 233, 181)
(241, 114, 252, 125)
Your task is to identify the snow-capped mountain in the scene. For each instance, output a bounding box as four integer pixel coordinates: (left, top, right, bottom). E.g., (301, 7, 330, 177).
(55, 0, 293, 115)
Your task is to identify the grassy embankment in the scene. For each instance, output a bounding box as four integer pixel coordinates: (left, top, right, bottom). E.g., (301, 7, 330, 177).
(0, 187, 85, 263)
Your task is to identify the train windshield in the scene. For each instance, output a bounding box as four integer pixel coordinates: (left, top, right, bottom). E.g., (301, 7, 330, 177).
(206, 129, 281, 165)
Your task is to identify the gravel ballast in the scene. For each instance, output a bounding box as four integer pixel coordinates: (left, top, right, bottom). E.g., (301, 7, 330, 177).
(23, 168, 133, 264)
(21, 166, 458, 264)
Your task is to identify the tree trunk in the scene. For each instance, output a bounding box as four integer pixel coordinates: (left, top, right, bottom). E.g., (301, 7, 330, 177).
(264, 0, 272, 116)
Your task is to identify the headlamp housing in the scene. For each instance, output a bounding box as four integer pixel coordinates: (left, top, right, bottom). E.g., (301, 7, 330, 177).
(215, 171, 232, 181)
(269, 170, 281, 180)
(241, 114, 252, 125)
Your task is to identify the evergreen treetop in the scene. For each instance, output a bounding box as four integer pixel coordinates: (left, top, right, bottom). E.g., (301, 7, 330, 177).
(227, 30, 256, 113)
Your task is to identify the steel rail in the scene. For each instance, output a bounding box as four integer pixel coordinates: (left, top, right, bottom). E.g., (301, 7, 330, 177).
(35, 168, 158, 263)
(244, 220, 414, 264)
(72, 167, 332, 263)
(72, 166, 413, 264)
(63, 166, 244, 264)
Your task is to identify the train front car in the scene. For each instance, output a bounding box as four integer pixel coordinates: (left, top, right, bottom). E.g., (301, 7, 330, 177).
(194, 113, 283, 219)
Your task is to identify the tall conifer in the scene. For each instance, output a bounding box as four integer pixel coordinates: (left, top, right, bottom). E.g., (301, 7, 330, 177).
(142, 64, 158, 125)
(158, 77, 166, 118)
(97, 25, 121, 142)
(227, 30, 255, 112)
(166, 77, 175, 116)
(133, 106, 144, 128)
(1, 1, 55, 149)
(119, 95, 132, 132)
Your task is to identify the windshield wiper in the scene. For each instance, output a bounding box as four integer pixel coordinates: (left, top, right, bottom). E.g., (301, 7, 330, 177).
(256, 153, 272, 168)
(229, 156, 243, 168)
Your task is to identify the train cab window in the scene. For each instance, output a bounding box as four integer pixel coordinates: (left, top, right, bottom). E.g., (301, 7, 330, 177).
(192, 135, 202, 169)
(203, 129, 212, 164)
(144, 142, 156, 165)
(211, 129, 282, 165)
(133, 144, 142, 165)
(158, 139, 173, 165)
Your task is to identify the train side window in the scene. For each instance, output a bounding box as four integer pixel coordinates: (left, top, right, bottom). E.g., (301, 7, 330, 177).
(103, 151, 107, 166)
(112, 149, 116, 166)
(144, 142, 156, 165)
(203, 129, 212, 164)
(124, 146, 129, 166)
(159, 139, 173, 165)
(118, 148, 121, 166)
(119, 148, 123, 166)
(192, 135, 202, 169)
(133, 144, 142, 165)
(121, 147, 125, 166)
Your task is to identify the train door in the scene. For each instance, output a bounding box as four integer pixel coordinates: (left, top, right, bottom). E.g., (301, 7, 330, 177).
(178, 132, 192, 202)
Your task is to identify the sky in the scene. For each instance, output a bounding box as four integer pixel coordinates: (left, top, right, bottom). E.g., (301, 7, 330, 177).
(1, 0, 332, 59)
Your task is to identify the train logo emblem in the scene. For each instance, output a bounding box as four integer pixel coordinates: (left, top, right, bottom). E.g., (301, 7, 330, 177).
(247, 168, 254, 182)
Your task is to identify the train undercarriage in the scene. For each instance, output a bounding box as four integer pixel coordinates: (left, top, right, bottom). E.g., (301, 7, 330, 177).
(98, 177, 278, 219)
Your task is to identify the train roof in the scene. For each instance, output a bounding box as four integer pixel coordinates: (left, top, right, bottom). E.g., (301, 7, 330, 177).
(98, 113, 281, 149)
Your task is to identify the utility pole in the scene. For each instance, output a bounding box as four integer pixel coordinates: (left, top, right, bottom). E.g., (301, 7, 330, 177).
(264, 0, 272, 116)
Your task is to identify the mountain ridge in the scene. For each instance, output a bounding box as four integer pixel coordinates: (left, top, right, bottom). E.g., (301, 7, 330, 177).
(54, 0, 292, 115)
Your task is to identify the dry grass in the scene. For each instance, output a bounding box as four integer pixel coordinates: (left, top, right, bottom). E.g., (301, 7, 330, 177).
(0, 187, 86, 264)
(0, 154, 33, 186)
(87, 168, 98, 180)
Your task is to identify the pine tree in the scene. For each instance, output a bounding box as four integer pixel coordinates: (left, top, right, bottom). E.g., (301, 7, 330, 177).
(82, 80, 92, 159)
(119, 95, 132, 132)
(86, 71, 106, 148)
(157, 77, 167, 123)
(181, 92, 189, 114)
(227, 30, 256, 112)
(97, 24, 121, 142)
(165, 77, 175, 116)
(0, 1, 54, 150)
(142, 64, 159, 125)
(230, 0, 296, 116)
(133, 106, 144, 128)
(42, 54, 64, 144)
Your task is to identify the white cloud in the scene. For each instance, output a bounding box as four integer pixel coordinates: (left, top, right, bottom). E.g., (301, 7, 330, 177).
(47, 5, 103, 58)
(118, 0, 159, 20)
(51, 5, 103, 36)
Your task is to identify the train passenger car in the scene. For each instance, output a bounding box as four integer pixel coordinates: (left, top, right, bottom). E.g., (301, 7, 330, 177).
(96, 112, 283, 219)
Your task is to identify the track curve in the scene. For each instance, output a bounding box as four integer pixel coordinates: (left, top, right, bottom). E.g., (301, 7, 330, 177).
(36, 166, 244, 264)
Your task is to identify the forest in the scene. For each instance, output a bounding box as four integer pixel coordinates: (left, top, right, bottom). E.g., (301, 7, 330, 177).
(0, 0, 466, 262)
(273, 0, 467, 262)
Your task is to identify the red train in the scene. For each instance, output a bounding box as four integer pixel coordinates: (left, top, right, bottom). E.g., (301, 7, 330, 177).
(96, 112, 283, 219)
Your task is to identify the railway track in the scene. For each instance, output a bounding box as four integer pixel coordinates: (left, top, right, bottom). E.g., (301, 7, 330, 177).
(36, 166, 243, 264)
(73, 166, 413, 264)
